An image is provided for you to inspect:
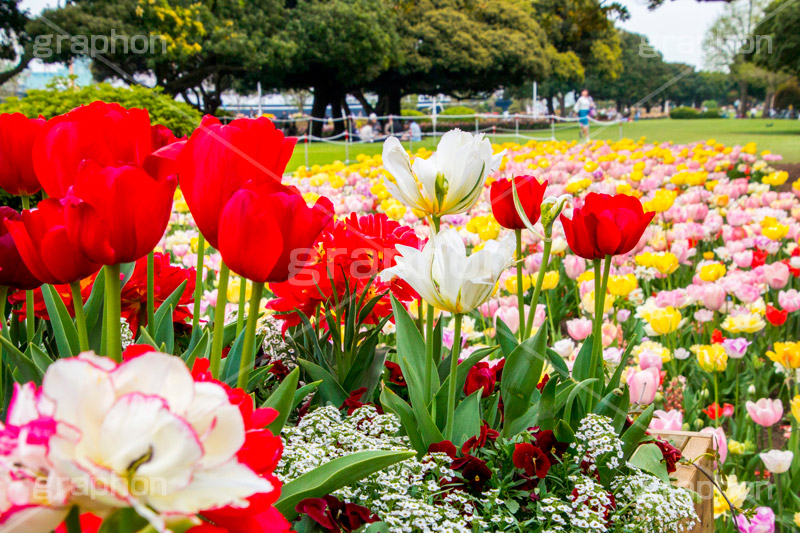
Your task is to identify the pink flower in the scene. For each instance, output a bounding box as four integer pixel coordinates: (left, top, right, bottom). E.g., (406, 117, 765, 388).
(494, 305, 523, 334)
(702, 284, 726, 311)
(763, 261, 790, 290)
(638, 350, 663, 371)
(733, 251, 753, 268)
(746, 398, 784, 427)
(566, 318, 593, 341)
(627, 367, 660, 405)
(778, 289, 800, 312)
(736, 506, 775, 533)
(650, 409, 683, 431)
(700, 426, 728, 465)
(564, 255, 586, 280)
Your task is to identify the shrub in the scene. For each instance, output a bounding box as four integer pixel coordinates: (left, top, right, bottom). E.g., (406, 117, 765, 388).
(775, 80, 800, 111)
(700, 108, 722, 118)
(701, 100, 719, 110)
(669, 106, 700, 119)
(438, 105, 477, 124)
(0, 82, 202, 136)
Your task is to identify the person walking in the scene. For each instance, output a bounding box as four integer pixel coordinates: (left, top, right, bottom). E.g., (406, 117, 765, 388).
(573, 89, 595, 141)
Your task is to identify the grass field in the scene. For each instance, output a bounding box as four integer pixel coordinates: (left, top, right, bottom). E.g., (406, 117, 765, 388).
(286, 118, 800, 169)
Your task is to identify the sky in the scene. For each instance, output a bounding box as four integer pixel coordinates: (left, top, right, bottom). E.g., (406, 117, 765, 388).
(616, 0, 727, 68)
(22, 0, 725, 70)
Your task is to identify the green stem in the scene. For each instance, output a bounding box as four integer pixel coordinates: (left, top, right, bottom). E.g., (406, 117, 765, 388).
(104, 264, 122, 361)
(777, 474, 784, 530)
(210, 262, 230, 378)
(431, 215, 441, 234)
(515, 229, 526, 342)
(444, 313, 463, 440)
(64, 505, 81, 533)
(524, 238, 553, 338)
(236, 276, 247, 336)
(589, 255, 612, 409)
(546, 291, 557, 342)
(237, 281, 264, 389)
(714, 372, 720, 428)
(0, 285, 7, 363)
(21, 196, 34, 345)
(191, 234, 205, 333)
(146, 251, 155, 338)
(425, 301, 435, 398)
(70, 282, 89, 352)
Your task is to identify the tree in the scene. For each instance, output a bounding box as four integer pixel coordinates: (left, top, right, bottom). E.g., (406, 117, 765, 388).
(752, 0, 800, 77)
(30, 0, 291, 114)
(0, 0, 33, 86)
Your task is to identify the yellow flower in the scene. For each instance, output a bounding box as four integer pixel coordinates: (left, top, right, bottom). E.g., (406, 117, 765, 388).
(795, 513, 800, 528)
(721, 313, 766, 334)
(633, 341, 672, 363)
(763, 171, 789, 186)
(173, 189, 190, 214)
(565, 177, 592, 194)
(652, 252, 679, 275)
(607, 274, 637, 297)
(582, 290, 613, 316)
(693, 344, 728, 372)
(577, 271, 595, 284)
(505, 275, 532, 294)
(762, 223, 789, 241)
(583, 160, 599, 172)
(699, 263, 726, 282)
(541, 271, 559, 291)
(766, 342, 800, 369)
(635, 252, 654, 268)
(648, 306, 681, 335)
(791, 395, 800, 424)
(642, 189, 678, 213)
(713, 475, 749, 518)
(728, 440, 745, 456)
(227, 278, 251, 304)
(190, 236, 200, 254)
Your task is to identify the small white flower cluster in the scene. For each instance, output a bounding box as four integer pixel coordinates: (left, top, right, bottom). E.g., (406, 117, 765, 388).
(573, 414, 624, 472)
(611, 467, 698, 532)
(538, 474, 613, 532)
(257, 314, 296, 369)
(278, 405, 485, 533)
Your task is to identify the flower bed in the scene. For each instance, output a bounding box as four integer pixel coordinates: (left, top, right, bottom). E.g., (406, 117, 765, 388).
(0, 104, 798, 532)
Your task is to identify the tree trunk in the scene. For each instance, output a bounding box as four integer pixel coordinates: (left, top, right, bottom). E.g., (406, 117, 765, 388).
(331, 91, 345, 136)
(0, 47, 32, 86)
(557, 93, 567, 117)
(737, 80, 749, 118)
(310, 86, 330, 138)
(546, 94, 555, 116)
(352, 89, 376, 116)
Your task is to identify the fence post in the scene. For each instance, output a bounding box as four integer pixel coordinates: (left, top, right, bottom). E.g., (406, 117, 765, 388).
(345, 130, 350, 164)
(492, 125, 496, 144)
(304, 134, 309, 169)
(475, 116, 479, 135)
(618, 119, 623, 141)
(550, 119, 555, 141)
(515, 115, 519, 141)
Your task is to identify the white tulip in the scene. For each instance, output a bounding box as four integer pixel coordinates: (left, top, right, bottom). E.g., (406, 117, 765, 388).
(382, 228, 514, 314)
(759, 449, 793, 474)
(382, 129, 505, 217)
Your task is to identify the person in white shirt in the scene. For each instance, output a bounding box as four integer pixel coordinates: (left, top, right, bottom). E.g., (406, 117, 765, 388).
(573, 89, 595, 140)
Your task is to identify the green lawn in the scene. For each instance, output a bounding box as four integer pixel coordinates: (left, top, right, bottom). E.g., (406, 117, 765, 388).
(287, 118, 800, 169)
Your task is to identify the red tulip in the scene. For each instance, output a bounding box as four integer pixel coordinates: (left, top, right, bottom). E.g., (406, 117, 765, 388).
(490, 175, 548, 230)
(560, 193, 655, 260)
(178, 115, 296, 249)
(0, 113, 46, 196)
(64, 161, 177, 265)
(765, 304, 788, 326)
(33, 102, 179, 197)
(5, 198, 102, 285)
(0, 207, 41, 290)
(217, 181, 332, 283)
(463, 362, 496, 398)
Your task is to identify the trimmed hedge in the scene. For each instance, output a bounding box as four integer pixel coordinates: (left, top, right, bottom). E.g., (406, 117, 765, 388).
(0, 83, 202, 136)
(670, 106, 721, 119)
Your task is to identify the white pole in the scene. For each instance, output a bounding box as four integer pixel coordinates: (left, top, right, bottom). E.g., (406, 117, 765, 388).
(345, 130, 350, 164)
(257, 82, 263, 116)
(533, 82, 538, 120)
(432, 95, 438, 140)
(515, 115, 519, 140)
(475, 115, 479, 134)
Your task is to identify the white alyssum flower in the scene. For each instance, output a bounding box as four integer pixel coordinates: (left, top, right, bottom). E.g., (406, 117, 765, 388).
(573, 414, 624, 472)
(381, 228, 514, 314)
(611, 467, 698, 532)
(382, 129, 504, 217)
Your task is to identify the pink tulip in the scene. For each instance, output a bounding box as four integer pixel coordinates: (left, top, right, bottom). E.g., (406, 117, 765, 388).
(564, 255, 586, 280)
(778, 289, 800, 312)
(701, 426, 728, 465)
(702, 284, 726, 311)
(736, 507, 775, 533)
(566, 318, 593, 341)
(638, 350, 663, 371)
(627, 367, 660, 405)
(746, 398, 784, 427)
(650, 409, 683, 431)
(494, 305, 521, 334)
(733, 251, 753, 268)
(763, 261, 790, 290)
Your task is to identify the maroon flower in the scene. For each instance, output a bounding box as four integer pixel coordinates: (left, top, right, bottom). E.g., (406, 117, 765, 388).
(452, 455, 492, 493)
(428, 440, 458, 459)
(384, 360, 406, 386)
(512, 443, 551, 478)
(532, 429, 568, 464)
(536, 373, 550, 391)
(341, 387, 368, 416)
(295, 495, 378, 533)
(463, 362, 496, 398)
(461, 421, 499, 454)
(654, 439, 682, 474)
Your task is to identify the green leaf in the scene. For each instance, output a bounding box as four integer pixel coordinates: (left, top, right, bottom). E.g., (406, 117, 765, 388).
(434, 346, 497, 427)
(154, 304, 175, 354)
(501, 322, 547, 438)
(96, 508, 147, 533)
(181, 329, 209, 368)
(275, 450, 415, 520)
(451, 390, 482, 448)
(495, 317, 518, 358)
(537, 375, 559, 430)
(0, 336, 43, 384)
(297, 358, 348, 406)
(604, 332, 638, 395)
(563, 378, 598, 429)
(221, 328, 247, 386)
(364, 522, 390, 533)
(621, 404, 655, 460)
(391, 297, 430, 402)
(262, 367, 300, 434)
(401, 355, 445, 447)
(153, 280, 187, 333)
(554, 419, 575, 443)
(83, 270, 105, 333)
(380, 385, 425, 454)
(28, 344, 54, 376)
(40, 285, 79, 357)
(292, 380, 322, 410)
(545, 348, 570, 380)
(629, 443, 671, 483)
(595, 388, 631, 434)
(571, 334, 594, 382)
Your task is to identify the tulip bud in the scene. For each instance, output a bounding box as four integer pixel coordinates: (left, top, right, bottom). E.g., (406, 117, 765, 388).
(540, 196, 569, 236)
(748, 384, 756, 395)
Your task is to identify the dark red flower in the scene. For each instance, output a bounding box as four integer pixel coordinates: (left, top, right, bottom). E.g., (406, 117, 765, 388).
(452, 455, 492, 493)
(461, 421, 499, 454)
(295, 495, 379, 533)
(654, 438, 682, 473)
(512, 442, 551, 478)
(532, 429, 568, 464)
(490, 175, 548, 230)
(463, 362, 496, 398)
(702, 402, 734, 420)
(560, 193, 655, 260)
(428, 440, 458, 459)
(177, 115, 296, 249)
(0, 207, 41, 290)
(384, 360, 406, 386)
(0, 112, 46, 196)
(5, 198, 102, 285)
(766, 304, 788, 326)
(537, 373, 550, 391)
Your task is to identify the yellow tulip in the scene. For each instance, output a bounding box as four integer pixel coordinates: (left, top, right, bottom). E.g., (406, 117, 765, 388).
(652, 252, 679, 275)
(766, 342, 800, 369)
(721, 313, 766, 334)
(505, 275, 532, 294)
(648, 306, 681, 335)
(693, 344, 728, 372)
(607, 274, 637, 296)
(763, 171, 789, 186)
(791, 395, 800, 424)
(762, 223, 789, 241)
(642, 189, 677, 213)
(541, 271, 559, 291)
(699, 263, 726, 282)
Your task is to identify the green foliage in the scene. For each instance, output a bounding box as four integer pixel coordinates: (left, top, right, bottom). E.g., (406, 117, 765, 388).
(0, 82, 201, 135)
(701, 100, 719, 109)
(753, 0, 800, 76)
(440, 105, 476, 116)
(669, 106, 720, 119)
(775, 79, 800, 110)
